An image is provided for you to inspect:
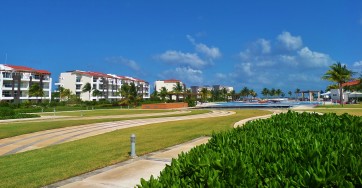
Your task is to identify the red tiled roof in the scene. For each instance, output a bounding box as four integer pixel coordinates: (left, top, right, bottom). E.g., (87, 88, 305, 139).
(5, 64, 51, 75)
(342, 80, 361, 87)
(164, 79, 181, 83)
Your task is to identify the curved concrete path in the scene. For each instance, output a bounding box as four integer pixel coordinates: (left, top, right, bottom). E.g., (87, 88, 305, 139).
(0, 110, 190, 124)
(0, 110, 233, 156)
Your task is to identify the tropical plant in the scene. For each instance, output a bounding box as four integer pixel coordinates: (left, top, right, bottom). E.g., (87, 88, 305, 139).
(82, 82, 92, 100)
(173, 82, 183, 102)
(295, 88, 301, 100)
(269, 88, 276, 98)
(29, 83, 44, 103)
(92, 89, 102, 101)
(322, 62, 355, 106)
(275, 89, 282, 97)
(159, 87, 168, 102)
(200, 88, 209, 103)
(249, 89, 257, 99)
(261, 88, 269, 99)
(288, 91, 292, 98)
(230, 90, 236, 101)
(240, 87, 249, 100)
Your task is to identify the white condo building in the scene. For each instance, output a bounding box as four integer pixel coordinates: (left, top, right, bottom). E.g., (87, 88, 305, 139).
(154, 79, 185, 100)
(56, 70, 150, 101)
(0, 64, 52, 102)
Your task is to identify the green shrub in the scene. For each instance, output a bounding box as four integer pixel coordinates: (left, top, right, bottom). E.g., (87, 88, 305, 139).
(0, 107, 16, 116)
(139, 111, 362, 187)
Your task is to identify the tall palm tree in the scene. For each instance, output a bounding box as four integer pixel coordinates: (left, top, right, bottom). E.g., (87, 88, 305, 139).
(159, 87, 168, 102)
(221, 88, 228, 101)
(230, 90, 236, 101)
(92, 89, 102, 101)
(275, 89, 282, 98)
(295, 88, 301, 101)
(61, 88, 72, 101)
(29, 83, 44, 103)
(249, 89, 257, 99)
(288, 91, 292, 98)
(240, 87, 249, 100)
(173, 82, 183, 102)
(261, 88, 269, 99)
(200, 88, 209, 103)
(82, 82, 92, 101)
(269, 88, 276, 98)
(322, 62, 355, 106)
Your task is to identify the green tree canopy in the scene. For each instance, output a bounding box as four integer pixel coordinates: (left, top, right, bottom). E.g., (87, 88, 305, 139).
(322, 62, 355, 106)
(82, 82, 92, 100)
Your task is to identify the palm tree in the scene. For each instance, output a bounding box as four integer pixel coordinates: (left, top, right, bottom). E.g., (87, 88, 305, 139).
(159, 87, 168, 102)
(275, 89, 282, 98)
(240, 87, 249, 100)
(295, 88, 301, 101)
(173, 82, 183, 102)
(92, 89, 102, 101)
(61, 88, 72, 101)
(249, 89, 257, 99)
(200, 88, 209, 103)
(269, 88, 276, 98)
(288, 91, 292, 98)
(230, 90, 236, 101)
(322, 62, 355, 106)
(82, 82, 92, 101)
(261, 88, 269, 99)
(29, 83, 44, 103)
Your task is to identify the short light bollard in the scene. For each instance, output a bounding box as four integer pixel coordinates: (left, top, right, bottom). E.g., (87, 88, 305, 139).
(130, 134, 137, 158)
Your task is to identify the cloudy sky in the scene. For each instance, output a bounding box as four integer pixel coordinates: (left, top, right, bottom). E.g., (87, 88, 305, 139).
(0, 0, 361, 93)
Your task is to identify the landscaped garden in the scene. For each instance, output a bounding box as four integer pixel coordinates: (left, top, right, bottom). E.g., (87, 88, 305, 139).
(140, 111, 362, 187)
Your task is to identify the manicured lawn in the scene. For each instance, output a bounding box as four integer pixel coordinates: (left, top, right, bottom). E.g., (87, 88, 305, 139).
(38, 109, 173, 117)
(0, 109, 271, 188)
(305, 109, 362, 116)
(0, 110, 207, 139)
(316, 103, 362, 108)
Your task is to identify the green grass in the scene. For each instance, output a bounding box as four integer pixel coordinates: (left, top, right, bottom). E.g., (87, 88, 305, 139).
(0, 109, 271, 188)
(38, 109, 173, 117)
(0, 110, 207, 139)
(316, 103, 362, 108)
(304, 109, 362, 116)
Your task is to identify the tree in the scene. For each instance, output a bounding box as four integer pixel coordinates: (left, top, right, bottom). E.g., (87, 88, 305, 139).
(173, 82, 183, 102)
(200, 88, 209, 103)
(82, 82, 92, 101)
(159, 87, 168, 102)
(29, 83, 44, 103)
(92, 89, 102, 101)
(230, 90, 236, 101)
(322, 62, 355, 106)
(249, 89, 257, 99)
(295, 88, 301, 100)
(288, 91, 292, 98)
(275, 89, 282, 97)
(269, 88, 276, 98)
(240, 87, 249, 100)
(261, 88, 269, 99)
(221, 88, 228, 101)
(60, 89, 72, 100)
(120, 83, 130, 100)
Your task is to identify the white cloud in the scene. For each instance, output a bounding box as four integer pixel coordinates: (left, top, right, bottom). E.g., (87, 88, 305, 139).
(277, 31, 303, 50)
(187, 35, 221, 59)
(106, 56, 141, 71)
(354, 61, 362, 68)
(160, 67, 203, 85)
(156, 50, 207, 69)
(297, 47, 331, 67)
(232, 31, 333, 92)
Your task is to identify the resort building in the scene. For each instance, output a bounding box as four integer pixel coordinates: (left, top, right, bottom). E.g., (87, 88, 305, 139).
(0, 64, 52, 102)
(154, 79, 185, 100)
(56, 70, 150, 101)
(191, 85, 234, 95)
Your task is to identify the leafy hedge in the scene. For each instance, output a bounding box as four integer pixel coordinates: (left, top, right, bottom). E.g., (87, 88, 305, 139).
(139, 111, 362, 187)
(0, 107, 40, 120)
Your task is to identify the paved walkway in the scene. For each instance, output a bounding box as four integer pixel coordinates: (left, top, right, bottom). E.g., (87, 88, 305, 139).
(0, 110, 233, 156)
(0, 110, 190, 124)
(46, 137, 210, 188)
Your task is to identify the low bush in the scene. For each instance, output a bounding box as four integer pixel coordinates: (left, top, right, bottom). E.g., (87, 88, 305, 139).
(139, 111, 362, 187)
(0, 107, 40, 120)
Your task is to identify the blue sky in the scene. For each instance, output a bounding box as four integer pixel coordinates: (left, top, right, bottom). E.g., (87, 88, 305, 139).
(1, 0, 361, 94)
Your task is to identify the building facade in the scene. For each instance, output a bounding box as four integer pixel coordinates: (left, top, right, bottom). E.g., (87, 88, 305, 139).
(56, 70, 150, 101)
(0, 64, 52, 102)
(154, 79, 185, 100)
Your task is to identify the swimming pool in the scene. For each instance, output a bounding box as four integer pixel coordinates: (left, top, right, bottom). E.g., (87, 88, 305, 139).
(197, 101, 322, 109)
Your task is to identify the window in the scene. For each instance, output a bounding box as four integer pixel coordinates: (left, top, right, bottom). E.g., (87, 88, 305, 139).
(2, 72, 12, 78)
(93, 77, 98, 82)
(2, 91, 11, 97)
(93, 84, 97, 89)
(76, 92, 81, 97)
(76, 84, 82, 90)
(76, 76, 81, 82)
